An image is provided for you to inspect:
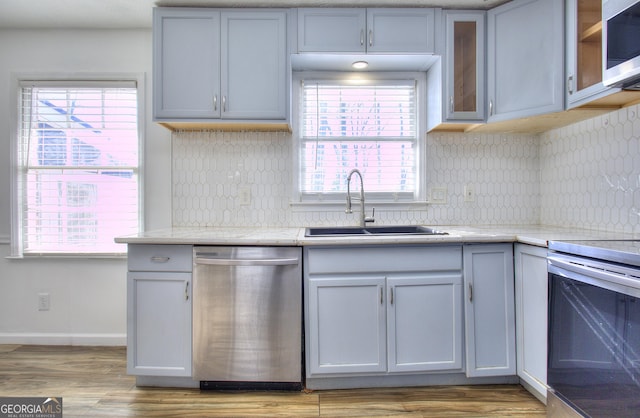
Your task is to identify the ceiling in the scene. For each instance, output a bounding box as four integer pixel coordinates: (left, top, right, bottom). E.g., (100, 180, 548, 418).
(0, 0, 510, 29)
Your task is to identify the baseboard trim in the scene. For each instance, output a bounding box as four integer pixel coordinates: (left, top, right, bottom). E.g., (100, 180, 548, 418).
(0, 332, 126, 346)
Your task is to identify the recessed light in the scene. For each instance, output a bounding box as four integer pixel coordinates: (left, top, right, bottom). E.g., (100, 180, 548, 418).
(352, 61, 369, 70)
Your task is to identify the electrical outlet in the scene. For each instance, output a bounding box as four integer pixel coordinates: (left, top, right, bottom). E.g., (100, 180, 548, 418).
(38, 293, 50, 311)
(430, 187, 447, 204)
(464, 185, 475, 202)
(239, 187, 251, 206)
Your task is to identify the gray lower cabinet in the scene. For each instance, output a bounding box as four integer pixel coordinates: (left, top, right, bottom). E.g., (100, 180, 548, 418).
(514, 243, 548, 401)
(463, 243, 516, 377)
(305, 245, 464, 377)
(127, 244, 192, 377)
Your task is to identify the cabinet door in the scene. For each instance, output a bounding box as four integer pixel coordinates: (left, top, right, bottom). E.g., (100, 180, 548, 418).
(221, 11, 287, 120)
(387, 274, 463, 373)
(297, 8, 366, 53)
(565, 0, 618, 108)
(307, 276, 387, 375)
(153, 8, 220, 119)
(127, 271, 192, 376)
(444, 11, 485, 121)
(486, 0, 564, 122)
(463, 243, 516, 377)
(367, 9, 435, 53)
(514, 244, 548, 400)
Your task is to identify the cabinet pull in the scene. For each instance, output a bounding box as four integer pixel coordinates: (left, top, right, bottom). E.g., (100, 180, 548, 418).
(567, 75, 574, 95)
(369, 29, 373, 47)
(450, 96, 454, 113)
(489, 100, 493, 116)
(360, 29, 364, 46)
(380, 286, 383, 304)
(468, 283, 473, 302)
(150, 256, 170, 263)
(213, 94, 218, 111)
(390, 287, 394, 305)
(185, 282, 189, 301)
(222, 95, 227, 112)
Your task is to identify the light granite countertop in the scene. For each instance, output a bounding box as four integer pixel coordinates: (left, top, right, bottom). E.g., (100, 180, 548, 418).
(115, 225, 638, 247)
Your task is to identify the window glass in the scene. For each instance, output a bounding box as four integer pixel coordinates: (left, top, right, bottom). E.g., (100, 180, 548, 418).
(298, 77, 420, 202)
(16, 82, 139, 255)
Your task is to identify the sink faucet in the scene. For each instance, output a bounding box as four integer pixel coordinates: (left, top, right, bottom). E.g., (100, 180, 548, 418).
(345, 168, 375, 227)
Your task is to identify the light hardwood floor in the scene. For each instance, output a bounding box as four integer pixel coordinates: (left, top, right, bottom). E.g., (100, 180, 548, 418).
(0, 345, 546, 417)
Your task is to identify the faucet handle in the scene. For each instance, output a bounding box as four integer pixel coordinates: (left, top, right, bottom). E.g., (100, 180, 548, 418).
(365, 207, 375, 224)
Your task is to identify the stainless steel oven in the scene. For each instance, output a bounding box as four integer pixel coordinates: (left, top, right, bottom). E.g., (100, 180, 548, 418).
(547, 240, 640, 417)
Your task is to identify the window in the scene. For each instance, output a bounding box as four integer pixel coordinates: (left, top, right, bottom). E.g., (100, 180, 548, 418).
(13, 80, 140, 256)
(295, 73, 424, 204)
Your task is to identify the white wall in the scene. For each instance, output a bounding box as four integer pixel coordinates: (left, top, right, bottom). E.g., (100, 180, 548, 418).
(0, 28, 172, 345)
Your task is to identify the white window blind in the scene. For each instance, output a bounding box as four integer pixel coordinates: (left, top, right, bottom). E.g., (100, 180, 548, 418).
(299, 80, 418, 200)
(16, 81, 140, 255)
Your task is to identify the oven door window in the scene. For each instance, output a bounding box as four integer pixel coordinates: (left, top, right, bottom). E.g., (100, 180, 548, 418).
(548, 273, 640, 417)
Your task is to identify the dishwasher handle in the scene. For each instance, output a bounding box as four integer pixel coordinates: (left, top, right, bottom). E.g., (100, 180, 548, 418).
(194, 257, 299, 267)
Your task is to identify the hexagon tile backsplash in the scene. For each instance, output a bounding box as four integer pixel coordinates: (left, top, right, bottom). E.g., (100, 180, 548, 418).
(540, 104, 640, 235)
(172, 103, 639, 234)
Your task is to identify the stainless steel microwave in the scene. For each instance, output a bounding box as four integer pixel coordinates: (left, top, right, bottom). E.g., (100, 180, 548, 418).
(603, 0, 640, 90)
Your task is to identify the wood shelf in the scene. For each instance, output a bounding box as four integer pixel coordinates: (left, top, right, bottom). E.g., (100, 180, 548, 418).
(580, 21, 602, 43)
(157, 121, 292, 132)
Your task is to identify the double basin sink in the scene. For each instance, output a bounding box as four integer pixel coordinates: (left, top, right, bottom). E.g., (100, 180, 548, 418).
(305, 225, 448, 237)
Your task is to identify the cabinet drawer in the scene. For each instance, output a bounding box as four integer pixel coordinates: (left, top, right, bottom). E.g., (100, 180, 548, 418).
(128, 245, 193, 272)
(306, 245, 462, 274)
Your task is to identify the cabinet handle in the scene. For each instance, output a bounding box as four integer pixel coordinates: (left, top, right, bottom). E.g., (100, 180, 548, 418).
(380, 286, 383, 304)
(489, 100, 493, 116)
(450, 96, 454, 113)
(468, 283, 473, 303)
(213, 94, 218, 111)
(369, 29, 373, 47)
(222, 96, 227, 113)
(567, 75, 574, 95)
(185, 282, 189, 301)
(150, 256, 170, 263)
(360, 29, 364, 46)
(390, 287, 394, 305)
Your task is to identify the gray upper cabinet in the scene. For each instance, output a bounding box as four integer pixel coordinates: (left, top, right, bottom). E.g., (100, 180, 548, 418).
(153, 8, 288, 125)
(443, 10, 486, 122)
(486, 0, 564, 122)
(297, 8, 435, 54)
(221, 11, 287, 120)
(565, 0, 620, 108)
(153, 9, 220, 119)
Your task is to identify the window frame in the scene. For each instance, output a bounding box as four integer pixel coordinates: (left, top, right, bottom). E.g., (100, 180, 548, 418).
(9, 73, 145, 258)
(291, 71, 427, 209)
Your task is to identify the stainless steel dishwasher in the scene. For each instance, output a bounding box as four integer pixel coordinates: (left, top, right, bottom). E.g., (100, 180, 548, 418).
(192, 246, 302, 390)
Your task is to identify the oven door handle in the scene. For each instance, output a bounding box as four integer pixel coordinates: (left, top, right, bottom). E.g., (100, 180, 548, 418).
(548, 254, 640, 296)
